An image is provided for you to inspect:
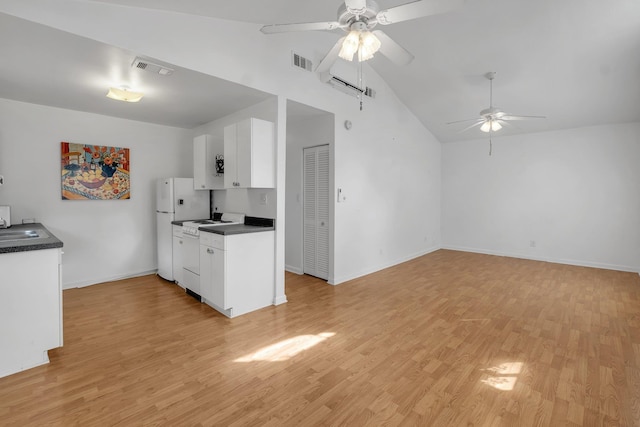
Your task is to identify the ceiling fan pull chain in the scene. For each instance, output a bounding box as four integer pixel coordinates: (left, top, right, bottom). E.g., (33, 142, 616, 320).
(358, 58, 364, 111)
(489, 133, 493, 156)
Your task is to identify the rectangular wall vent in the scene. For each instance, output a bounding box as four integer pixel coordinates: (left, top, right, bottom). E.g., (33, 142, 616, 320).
(292, 52, 313, 72)
(132, 57, 174, 76)
(327, 75, 375, 99)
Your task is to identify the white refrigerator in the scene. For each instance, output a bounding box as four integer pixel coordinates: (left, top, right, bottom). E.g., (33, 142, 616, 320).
(156, 178, 209, 281)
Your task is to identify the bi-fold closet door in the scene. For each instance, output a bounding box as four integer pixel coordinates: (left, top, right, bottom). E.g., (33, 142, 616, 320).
(303, 145, 329, 280)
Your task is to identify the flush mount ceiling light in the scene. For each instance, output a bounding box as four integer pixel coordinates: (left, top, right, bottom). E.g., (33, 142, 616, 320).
(106, 86, 144, 103)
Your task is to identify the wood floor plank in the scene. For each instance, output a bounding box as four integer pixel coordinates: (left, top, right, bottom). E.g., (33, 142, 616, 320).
(1, 250, 640, 425)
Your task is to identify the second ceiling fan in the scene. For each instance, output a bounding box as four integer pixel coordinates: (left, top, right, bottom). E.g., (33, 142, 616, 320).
(447, 72, 546, 154)
(260, 0, 464, 72)
(447, 72, 546, 134)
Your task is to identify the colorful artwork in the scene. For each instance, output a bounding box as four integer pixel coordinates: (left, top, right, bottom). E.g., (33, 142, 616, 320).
(61, 142, 130, 200)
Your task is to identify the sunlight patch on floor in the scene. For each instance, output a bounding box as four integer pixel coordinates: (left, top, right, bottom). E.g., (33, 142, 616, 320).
(234, 332, 335, 362)
(481, 362, 523, 391)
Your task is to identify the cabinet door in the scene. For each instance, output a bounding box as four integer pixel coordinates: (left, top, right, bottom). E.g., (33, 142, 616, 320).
(172, 235, 184, 287)
(194, 134, 224, 190)
(200, 244, 226, 308)
(247, 118, 275, 188)
(223, 118, 275, 189)
(223, 125, 238, 188)
(235, 119, 252, 188)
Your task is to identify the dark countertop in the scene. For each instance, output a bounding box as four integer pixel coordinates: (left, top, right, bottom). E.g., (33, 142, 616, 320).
(171, 219, 208, 226)
(0, 223, 64, 254)
(199, 224, 275, 236)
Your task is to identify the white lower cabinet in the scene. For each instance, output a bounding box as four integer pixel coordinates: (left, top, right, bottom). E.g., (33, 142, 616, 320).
(200, 230, 274, 318)
(172, 225, 184, 288)
(199, 232, 225, 307)
(0, 248, 62, 378)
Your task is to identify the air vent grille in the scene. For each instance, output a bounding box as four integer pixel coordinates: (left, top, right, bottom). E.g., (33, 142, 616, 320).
(292, 52, 312, 72)
(132, 57, 174, 76)
(328, 75, 376, 99)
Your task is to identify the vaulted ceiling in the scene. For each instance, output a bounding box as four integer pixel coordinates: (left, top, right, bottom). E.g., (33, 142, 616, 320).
(1, 0, 639, 141)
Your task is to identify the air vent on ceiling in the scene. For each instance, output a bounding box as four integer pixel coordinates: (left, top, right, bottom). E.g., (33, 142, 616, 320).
(292, 52, 312, 72)
(132, 57, 174, 76)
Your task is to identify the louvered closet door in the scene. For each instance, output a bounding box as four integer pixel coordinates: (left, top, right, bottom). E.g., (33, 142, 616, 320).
(303, 145, 329, 280)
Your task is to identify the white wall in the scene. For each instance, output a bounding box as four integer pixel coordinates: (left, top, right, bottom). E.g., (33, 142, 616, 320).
(2, 1, 443, 285)
(0, 98, 192, 288)
(442, 122, 640, 272)
(332, 97, 442, 283)
(285, 111, 334, 275)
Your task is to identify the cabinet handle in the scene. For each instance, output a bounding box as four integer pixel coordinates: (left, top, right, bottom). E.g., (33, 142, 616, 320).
(179, 240, 183, 244)
(201, 184, 205, 188)
(207, 248, 214, 254)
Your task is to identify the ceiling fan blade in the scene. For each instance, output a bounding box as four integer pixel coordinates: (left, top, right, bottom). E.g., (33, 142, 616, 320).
(446, 117, 480, 125)
(316, 37, 345, 74)
(458, 120, 485, 133)
(345, 0, 367, 14)
(372, 30, 414, 65)
(376, 0, 464, 25)
(260, 21, 341, 34)
(501, 114, 546, 120)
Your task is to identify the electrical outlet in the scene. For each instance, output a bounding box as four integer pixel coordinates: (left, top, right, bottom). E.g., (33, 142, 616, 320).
(259, 193, 267, 205)
(530, 240, 536, 248)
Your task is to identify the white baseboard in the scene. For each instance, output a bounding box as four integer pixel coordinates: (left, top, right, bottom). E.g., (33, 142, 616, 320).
(284, 264, 303, 275)
(332, 245, 441, 285)
(441, 245, 640, 274)
(273, 295, 288, 305)
(63, 269, 157, 290)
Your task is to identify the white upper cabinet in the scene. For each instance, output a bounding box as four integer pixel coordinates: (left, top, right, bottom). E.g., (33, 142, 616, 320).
(224, 118, 275, 189)
(193, 134, 224, 190)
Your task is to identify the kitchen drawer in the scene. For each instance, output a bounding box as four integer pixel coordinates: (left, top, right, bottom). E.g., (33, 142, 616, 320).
(200, 232, 225, 250)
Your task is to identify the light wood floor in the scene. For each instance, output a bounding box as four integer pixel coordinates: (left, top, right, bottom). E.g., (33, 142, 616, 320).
(1, 250, 639, 426)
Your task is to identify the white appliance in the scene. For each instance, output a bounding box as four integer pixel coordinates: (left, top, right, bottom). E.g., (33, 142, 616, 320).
(156, 178, 209, 281)
(181, 213, 244, 299)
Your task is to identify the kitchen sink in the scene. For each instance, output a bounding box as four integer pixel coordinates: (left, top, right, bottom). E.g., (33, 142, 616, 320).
(0, 229, 49, 242)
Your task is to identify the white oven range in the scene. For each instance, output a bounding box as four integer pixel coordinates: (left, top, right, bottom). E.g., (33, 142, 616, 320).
(181, 213, 244, 300)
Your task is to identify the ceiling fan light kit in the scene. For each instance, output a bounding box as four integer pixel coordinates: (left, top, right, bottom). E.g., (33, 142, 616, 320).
(480, 119, 501, 133)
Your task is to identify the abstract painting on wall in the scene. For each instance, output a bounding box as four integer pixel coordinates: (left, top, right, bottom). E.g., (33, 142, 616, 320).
(61, 142, 130, 200)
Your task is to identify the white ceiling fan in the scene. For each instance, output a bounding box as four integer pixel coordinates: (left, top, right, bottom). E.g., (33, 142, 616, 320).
(260, 0, 464, 72)
(447, 72, 546, 155)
